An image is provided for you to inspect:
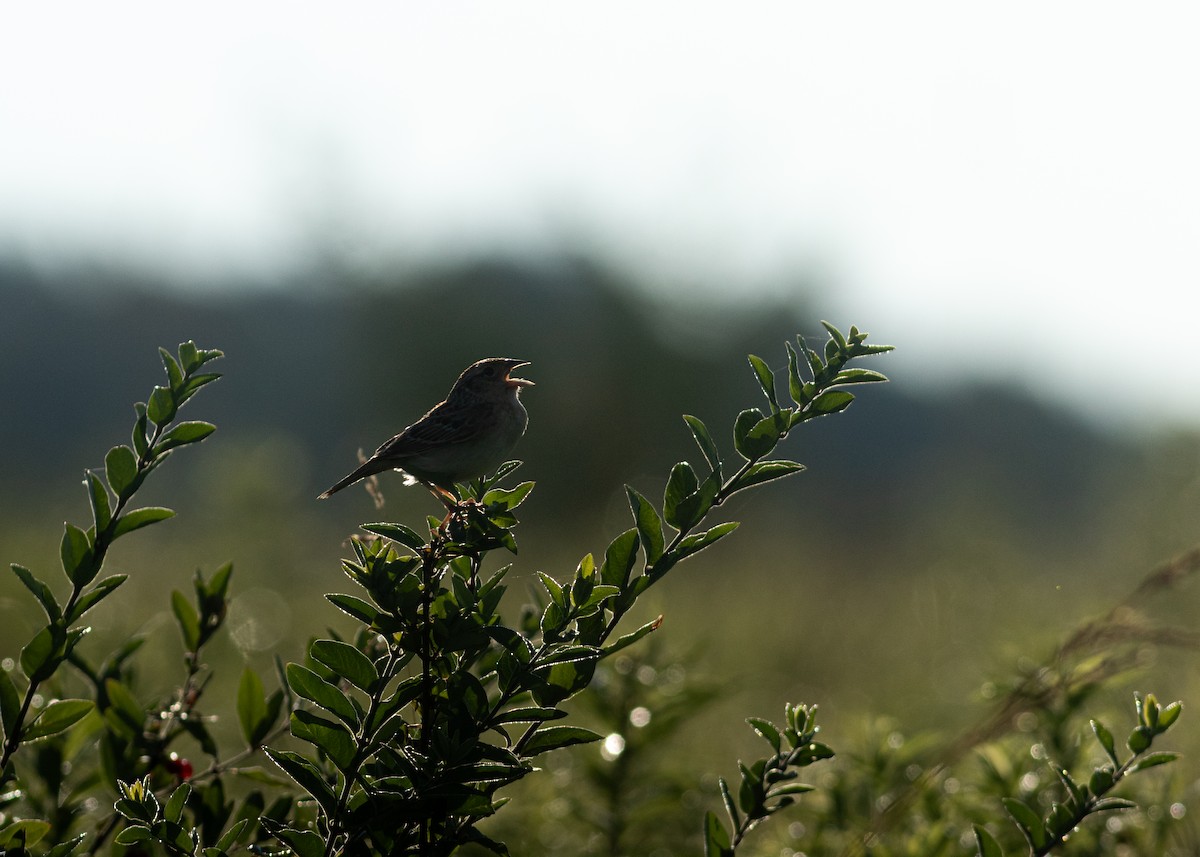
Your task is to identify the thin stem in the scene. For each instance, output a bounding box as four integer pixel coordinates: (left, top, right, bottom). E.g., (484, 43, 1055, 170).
(0, 682, 40, 773)
(0, 424, 167, 775)
(323, 646, 404, 857)
(419, 546, 438, 857)
(601, 455, 758, 641)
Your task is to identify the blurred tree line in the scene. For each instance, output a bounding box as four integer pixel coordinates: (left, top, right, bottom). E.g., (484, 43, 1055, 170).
(0, 255, 1145, 549)
(1, 254, 1197, 754)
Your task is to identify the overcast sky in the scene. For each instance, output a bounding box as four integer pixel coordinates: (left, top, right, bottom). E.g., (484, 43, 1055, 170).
(2, 3, 1198, 427)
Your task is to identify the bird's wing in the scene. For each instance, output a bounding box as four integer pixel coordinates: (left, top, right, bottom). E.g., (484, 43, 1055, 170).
(373, 400, 483, 459)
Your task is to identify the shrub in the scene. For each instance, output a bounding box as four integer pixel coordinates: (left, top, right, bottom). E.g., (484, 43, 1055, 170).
(0, 327, 1185, 857)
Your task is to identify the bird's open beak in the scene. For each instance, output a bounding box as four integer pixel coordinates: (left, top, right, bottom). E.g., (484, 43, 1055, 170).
(505, 361, 534, 388)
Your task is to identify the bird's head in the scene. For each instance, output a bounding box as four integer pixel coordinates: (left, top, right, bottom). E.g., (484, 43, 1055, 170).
(452, 358, 534, 398)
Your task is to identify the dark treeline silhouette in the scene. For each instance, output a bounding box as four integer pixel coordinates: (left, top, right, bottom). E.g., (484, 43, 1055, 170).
(0, 255, 1133, 558)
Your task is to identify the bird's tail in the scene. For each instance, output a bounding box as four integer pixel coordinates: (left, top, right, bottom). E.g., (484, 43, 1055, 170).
(317, 460, 380, 500)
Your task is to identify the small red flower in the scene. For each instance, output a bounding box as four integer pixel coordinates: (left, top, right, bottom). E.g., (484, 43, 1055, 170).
(165, 752, 194, 780)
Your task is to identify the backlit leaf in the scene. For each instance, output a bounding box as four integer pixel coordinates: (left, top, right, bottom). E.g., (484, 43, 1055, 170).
(113, 507, 175, 539)
(626, 488, 664, 565)
(310, 639, 378, 693)
(105, 445, 139, 498)
(683, 414, 722, 473)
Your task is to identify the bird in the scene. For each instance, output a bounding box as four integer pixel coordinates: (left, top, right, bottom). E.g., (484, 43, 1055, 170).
(318, 357, 533, 504)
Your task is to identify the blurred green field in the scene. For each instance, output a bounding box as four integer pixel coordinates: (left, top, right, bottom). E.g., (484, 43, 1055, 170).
(2, 261, 1198, 852)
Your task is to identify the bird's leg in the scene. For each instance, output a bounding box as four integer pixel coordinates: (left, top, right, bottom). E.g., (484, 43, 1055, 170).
(422, 481, 469, 534)
(423, 482, 460, 511)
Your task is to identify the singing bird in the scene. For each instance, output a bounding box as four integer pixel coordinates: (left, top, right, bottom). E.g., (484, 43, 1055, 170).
(318, 358, 533, 502)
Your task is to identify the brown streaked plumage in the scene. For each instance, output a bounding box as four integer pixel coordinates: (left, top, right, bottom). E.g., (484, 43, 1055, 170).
(318, 358, 533, 501)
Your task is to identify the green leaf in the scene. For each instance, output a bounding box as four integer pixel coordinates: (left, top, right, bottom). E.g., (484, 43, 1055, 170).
(1157, 700, 1183, 730)
(147, 385, 177, 426)
(1051, 765, 1085, 808)
(580, 584, 620, 611)
(832, 367, 889, 385)
(177, 372, 222, 404)
(737, 759, 764, 814)
(732, 459, 805, 492)
(784, 342, 807, 405)
(155, 420, 216, 453)
(1089, 766, 1115, 795)
(113, 506, 175, 539)
(796, 332, 824, 376)
(46, 833, 88, 857)
(105, 445, 139, 498)
(164, 782, 190, 824)
(103, 678, 146, 740)
(493, 706, 565, 725)
(521, 725, 603, 756)
(68, 574, 127, 623)
(748, 717, 782, 753)
(820, 319, 848, 350)
(747, 354, 778, 409)
(1091, 797, 1138, 813)
(1127, 725, 1153, 753)
(325, 593, 379, 626)
(286, 663, 359, 728)
(132, 403, 150, 458)
(0, 667, 20, 740)
(537, 571, 566, 607)
(600, 528, 641, 588)
(670, 469, 722, 533)
(0, 819, 52, 847)
(84, 470, 112, 532)
(1139, 692, 1157, 727)
(361, 522, 427, 550)
(1128, 751, 1180, 772)
(290, 709, 356, 770)
(663, 461, 699, 529)
(626, 488, 664, 564)
(718, 775, 740, 831)
(196, 343, 225, 366)
(540, 601, 567, 636)
(160, 346, 184, 388)
(207, 561, 234, 600)
(237, 667, 268, 746)
(60, 522, 95, 586)
(1002, 797, 1048, 849)
(179, 340, 201, 372)
(214, 818, 250, 851)
(683, 414, 722, 473)
(264, 748, 338, 815)
(537, 644, 602, 668)
(808, 390, 855, 416)
(1091, 719, 1120, 766)
(482, 481, 535, 510)
(62, 625, 89, 660)
(171, 590, 201, 652)
(703, 810, 733, 857)
(22, 698, 93, 741)
(601, 615, 663, 657)
(674, 521, 740, 562)
(310, 639, 379, 693)
(531, 657, 597, 706)
(260, 819, 325, 857)
(733, 408, 783, 459)
(21, 626, 59, 682)
(11, 564, 62, 623)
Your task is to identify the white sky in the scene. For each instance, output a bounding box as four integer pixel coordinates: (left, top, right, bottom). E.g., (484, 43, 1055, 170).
(2, 3, 1198, 427)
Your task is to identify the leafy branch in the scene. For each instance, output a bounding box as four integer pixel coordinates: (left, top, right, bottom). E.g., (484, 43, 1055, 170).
(974, 692, 1183, 857)
(0, 343, 222, 775)
(257, 322, 892, 856)
(704, 704, 835, 856)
